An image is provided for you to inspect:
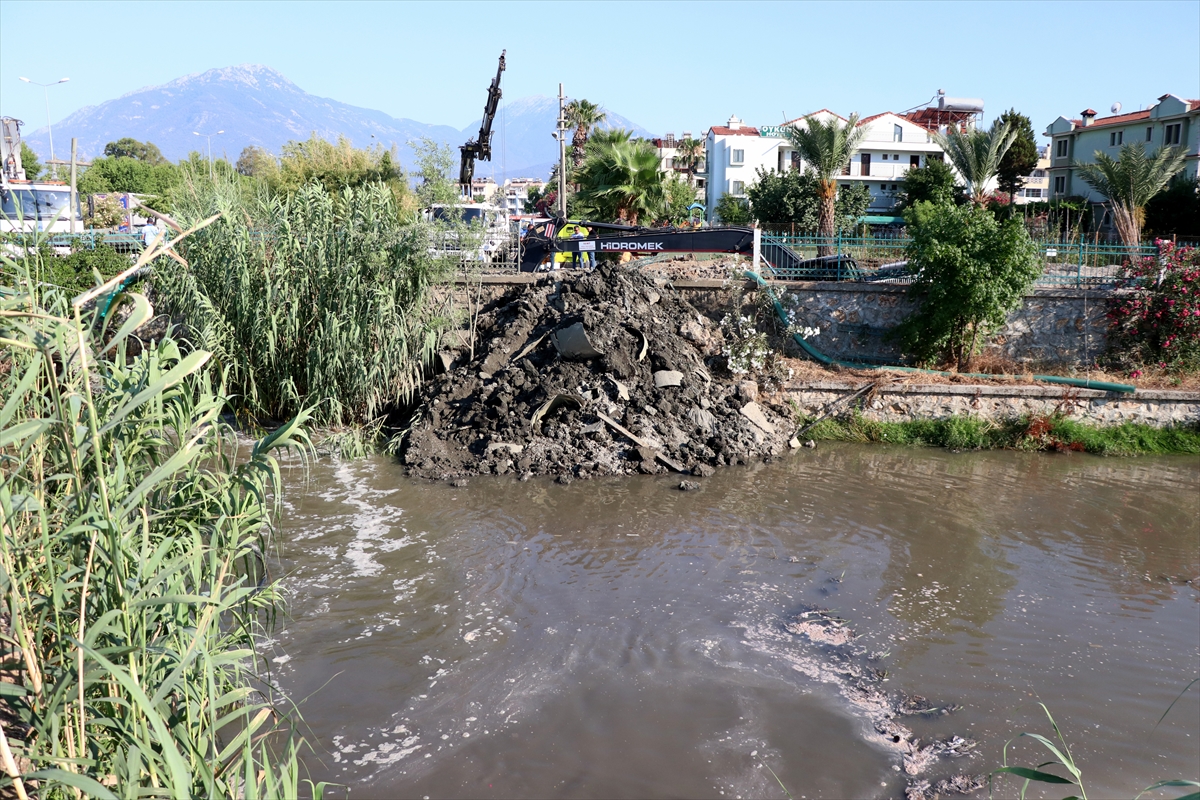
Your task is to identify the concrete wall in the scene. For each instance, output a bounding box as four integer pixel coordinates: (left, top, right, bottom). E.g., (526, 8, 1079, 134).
(783, 381, 1200, 428)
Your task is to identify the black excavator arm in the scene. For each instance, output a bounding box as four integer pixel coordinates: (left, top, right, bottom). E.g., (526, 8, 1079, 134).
(518, 218, 861, 280)
(459, 51, 506, 194)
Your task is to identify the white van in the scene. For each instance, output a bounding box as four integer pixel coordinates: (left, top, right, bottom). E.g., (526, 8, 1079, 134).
(0, 182, 83, 234)
(422, 202, 509, 263)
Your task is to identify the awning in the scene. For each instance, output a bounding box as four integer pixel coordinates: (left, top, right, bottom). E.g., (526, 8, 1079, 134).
(857, 215, 905, 225)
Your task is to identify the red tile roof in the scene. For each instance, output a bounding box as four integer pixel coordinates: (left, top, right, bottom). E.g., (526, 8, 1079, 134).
(709, 126, 761, 136)
(856, 112, 892, 126)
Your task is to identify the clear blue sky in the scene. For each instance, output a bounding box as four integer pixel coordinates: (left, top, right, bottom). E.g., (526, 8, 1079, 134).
(2, 0, 1198, 143)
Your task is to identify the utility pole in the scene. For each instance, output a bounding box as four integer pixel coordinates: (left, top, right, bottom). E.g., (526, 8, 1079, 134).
(557, 83, 567, 219)
(69, 138, 77, 234)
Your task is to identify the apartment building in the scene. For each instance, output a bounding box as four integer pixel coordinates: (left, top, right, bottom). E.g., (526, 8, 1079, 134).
(501, 178, 545, 217)
(705, 97, 979, 222)
(1014, 147, 1051, 204)
(1045, 94, 1199, 202)
(651, 132, 706, 202)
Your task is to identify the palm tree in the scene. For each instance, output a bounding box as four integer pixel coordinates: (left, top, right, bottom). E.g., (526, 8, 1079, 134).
(933, 119, 1017, 206)
(784, 113, 867, 254)
(1074, 142, 1187, 249)
(574, 138, 665, 225)
(566, 99, 608, 168)
(673, 136, 704, 186)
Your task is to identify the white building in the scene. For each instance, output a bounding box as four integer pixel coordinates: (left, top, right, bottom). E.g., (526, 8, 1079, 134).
(501, 177, 545, 217)
(652, 132, 706, 202)
(704, 98, 985, 223)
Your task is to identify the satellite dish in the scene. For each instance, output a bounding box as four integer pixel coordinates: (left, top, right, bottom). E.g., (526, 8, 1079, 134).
(1111, 102, 1122, 114)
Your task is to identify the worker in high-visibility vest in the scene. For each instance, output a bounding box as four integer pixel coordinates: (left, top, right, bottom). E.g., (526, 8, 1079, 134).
(554, 223, 591, 269)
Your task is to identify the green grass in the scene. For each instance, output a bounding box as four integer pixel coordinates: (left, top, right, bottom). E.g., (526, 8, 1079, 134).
(800, 412, 1200, 456)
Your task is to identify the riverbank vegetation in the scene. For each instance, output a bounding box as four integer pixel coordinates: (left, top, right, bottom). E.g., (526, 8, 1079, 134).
(155, 154, 461, 431)
(798, 412, 1200, 456)
(0, 239, 320, 797)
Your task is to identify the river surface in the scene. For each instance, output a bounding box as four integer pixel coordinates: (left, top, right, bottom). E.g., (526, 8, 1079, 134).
(266, 445, 1200, 799)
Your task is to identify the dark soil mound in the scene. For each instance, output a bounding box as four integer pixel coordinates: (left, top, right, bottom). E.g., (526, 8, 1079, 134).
(400, 264, 795, 481)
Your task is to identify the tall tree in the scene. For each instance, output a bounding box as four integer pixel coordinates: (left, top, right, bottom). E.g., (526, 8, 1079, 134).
(1074, 141, 1188, 249)
(566, 99, 607, 168)
(103, 137, 167, 165)
(673, 136, 704, 186)
(995, 109, 1039, 206)
(19, 141, 42, 180)
(933, 119, 1017, 206)
(573, 137, 664, 225)
(783, 114, 867, 253)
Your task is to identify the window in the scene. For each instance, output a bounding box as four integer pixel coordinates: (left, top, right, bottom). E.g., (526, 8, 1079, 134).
(1030, 169, 1045, 178)
(1024, 188, 1043, 198)
(1054, 176, 1066, 194)
(731, 149, 745, 165)
(1165, 123, 1182, 145)
(1056, 139, 1068, 158)
(882, 154, 889, 160)
(1109, 131, 1123, 146)
(880, 184, 887, 191)
(861, 153, 871, 176)
(910, 155, 920, 168)
(1146, 126, 1153, 142)
(663, 158, 673, 169)
(893, 124, 903, 142)
(732, 180, 745, 195)
(891, 184, 898, 191)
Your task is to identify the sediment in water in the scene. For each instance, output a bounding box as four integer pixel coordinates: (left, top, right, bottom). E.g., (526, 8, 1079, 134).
(400, 264, 794, 481)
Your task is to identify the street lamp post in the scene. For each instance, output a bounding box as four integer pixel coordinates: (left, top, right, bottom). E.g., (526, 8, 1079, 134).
(19, 76, 69, 165)
(193, 130, 225, 181)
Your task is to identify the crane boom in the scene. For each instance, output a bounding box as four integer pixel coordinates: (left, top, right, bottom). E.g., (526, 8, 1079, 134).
(459, 50, 506, 195)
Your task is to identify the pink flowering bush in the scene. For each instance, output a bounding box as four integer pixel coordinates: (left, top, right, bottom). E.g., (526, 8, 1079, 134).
(1107, 241, 1200, 371)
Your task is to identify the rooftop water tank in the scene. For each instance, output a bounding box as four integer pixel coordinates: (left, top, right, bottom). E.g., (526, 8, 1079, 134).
(938, 97, 984, 113)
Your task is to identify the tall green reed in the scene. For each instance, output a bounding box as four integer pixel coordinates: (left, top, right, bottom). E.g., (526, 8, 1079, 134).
(158, 166, 460, 429)
(1, 229, 324, 798)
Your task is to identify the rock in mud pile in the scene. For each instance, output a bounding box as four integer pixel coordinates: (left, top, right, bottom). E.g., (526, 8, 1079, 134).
(401, 264, 794, 481)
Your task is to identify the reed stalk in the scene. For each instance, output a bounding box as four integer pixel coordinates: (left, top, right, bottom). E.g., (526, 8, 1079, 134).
(1, 231, 326, 797)
(156, 166, 462, 430)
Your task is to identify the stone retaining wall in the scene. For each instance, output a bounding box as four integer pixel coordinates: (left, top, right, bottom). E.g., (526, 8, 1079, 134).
(674, 279, 1111, 368)
(444, 275, 1113, 368)
(782, 382, 1200, 428)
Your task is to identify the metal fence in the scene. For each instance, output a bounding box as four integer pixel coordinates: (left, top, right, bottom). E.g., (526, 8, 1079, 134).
(759, 234, 1159, 288)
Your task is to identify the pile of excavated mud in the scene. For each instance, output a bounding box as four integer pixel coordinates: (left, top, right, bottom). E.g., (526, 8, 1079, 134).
(401, 264, 796, 482)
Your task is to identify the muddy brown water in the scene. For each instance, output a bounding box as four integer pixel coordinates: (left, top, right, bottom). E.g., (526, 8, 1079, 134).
(267, 445, 1200, 799)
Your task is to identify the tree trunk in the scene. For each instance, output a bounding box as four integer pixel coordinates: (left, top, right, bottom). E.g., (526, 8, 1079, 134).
(572, 126, 588, 168)
(816, 180, 836, 257)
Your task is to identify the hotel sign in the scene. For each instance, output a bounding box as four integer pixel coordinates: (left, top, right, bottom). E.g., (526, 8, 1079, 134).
(759, 125, 788, 137)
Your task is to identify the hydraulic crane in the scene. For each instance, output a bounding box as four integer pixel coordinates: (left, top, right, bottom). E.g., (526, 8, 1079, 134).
(459, 50, 506, 197)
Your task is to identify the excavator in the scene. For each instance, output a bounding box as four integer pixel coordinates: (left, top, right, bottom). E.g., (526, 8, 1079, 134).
(518, 217, 863, 281)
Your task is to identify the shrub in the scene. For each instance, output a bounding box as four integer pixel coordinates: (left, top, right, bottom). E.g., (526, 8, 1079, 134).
(1107, 241, 1200, 372)
(896, 201, 1041, 370)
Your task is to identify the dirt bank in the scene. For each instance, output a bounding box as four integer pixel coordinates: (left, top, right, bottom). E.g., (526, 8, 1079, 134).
(401, 264, 795, 482)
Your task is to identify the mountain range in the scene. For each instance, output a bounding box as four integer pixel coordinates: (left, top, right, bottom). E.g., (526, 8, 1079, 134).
(16, 65, 655, 182)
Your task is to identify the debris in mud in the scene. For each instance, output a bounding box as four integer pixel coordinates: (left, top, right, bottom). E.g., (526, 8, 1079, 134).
(905, 774, 987, 800)
(782, 604, 979, 796)
(401, 264, 794, 480)
(785, 607, 856, 646)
